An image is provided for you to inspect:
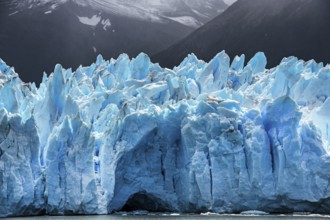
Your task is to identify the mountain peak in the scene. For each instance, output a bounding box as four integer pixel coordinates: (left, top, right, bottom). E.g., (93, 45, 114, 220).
(153, 0, 330, 69)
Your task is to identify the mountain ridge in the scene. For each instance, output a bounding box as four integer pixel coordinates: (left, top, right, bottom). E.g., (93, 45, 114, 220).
(10, 0, 229, 27)
(0, 0, 231, 84)
(152, 0, 330, 68)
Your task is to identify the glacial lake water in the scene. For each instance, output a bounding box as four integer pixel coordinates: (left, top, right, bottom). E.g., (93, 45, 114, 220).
(5, 214, 330, 220)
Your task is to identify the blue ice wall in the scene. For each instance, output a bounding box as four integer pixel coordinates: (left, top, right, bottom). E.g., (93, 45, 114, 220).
(1, 53, 330, 216)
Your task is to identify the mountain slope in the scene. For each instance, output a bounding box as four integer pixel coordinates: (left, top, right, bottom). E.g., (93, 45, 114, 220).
(153, 0, 330, 68)
(13, 0, 229, 26)
(0, 0, 229, 84)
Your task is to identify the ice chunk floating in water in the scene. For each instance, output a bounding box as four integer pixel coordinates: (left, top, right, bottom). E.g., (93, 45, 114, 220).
(1, 52, 330, 217)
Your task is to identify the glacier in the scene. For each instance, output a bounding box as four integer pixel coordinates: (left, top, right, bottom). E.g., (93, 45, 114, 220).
(1, 52, 330, 217)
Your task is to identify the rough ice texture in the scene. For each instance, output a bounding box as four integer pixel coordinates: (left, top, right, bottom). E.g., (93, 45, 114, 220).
(1, 52, 330, 217)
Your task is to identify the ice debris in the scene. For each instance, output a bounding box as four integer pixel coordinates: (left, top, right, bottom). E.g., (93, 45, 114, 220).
(1, 52, 330, 216)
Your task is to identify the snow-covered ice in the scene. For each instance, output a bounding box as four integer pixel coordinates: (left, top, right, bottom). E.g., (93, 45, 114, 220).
(1, 52, 330, 217)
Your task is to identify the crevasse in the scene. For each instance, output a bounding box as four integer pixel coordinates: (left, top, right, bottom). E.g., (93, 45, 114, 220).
(1, 51, 330, 217)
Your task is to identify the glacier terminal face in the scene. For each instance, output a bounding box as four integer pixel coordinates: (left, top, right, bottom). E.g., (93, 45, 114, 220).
(1, 52, 330, 216)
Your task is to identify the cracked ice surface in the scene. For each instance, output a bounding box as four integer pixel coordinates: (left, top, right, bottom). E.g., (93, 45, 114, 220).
(1, 52, 330, 217)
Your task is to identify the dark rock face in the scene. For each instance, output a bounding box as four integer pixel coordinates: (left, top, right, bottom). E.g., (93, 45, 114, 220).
(153, 0, 330, 69)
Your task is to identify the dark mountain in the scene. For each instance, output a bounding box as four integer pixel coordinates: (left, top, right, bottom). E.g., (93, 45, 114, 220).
(0, 0, 229, 84)
(153, 0, 330, 68)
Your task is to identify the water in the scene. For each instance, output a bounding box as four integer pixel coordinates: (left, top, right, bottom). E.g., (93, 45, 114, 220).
(5, 214, 330, 220)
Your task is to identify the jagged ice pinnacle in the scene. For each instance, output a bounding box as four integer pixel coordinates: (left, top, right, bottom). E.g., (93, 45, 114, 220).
(1, 51, 330, 217)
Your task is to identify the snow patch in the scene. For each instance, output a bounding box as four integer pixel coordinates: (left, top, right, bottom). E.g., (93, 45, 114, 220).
(101, 18, 111, 31)
(92, 46, 97, 53)
(77, 15, 101, 27)
(167, 16, 202, 28)
(224, 0, 237, 5)
(8, 11, 18, 16)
